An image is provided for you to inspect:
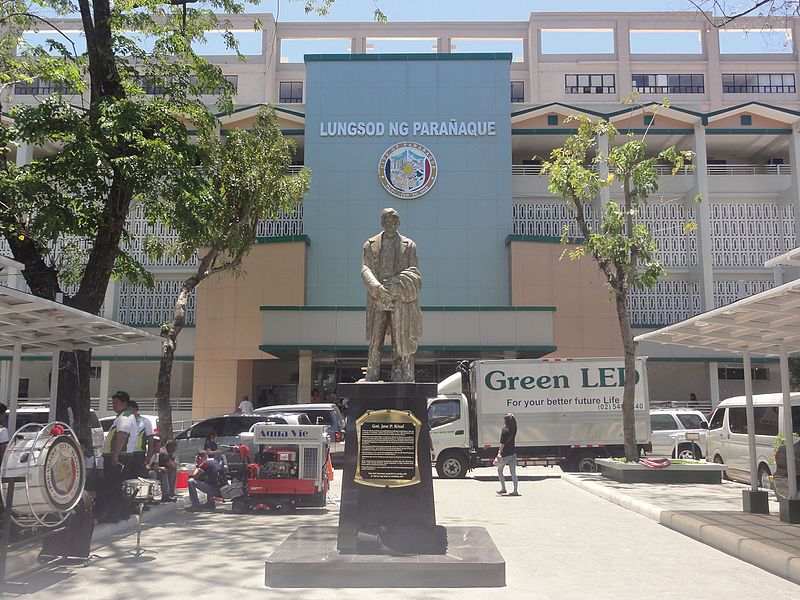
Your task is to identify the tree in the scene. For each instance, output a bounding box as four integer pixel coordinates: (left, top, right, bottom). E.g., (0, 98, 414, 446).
(155, 109, 309, 440)
(0, 0, 258, 444)
(688, 1, 799, 27)
(543, 115, 693, 461)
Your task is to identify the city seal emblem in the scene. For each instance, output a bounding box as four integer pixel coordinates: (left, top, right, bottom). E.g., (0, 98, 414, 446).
(378, 142, 437, 199)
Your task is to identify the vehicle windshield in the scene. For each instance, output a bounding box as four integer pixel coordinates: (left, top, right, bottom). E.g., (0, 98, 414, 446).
(677, 413, 706, 429)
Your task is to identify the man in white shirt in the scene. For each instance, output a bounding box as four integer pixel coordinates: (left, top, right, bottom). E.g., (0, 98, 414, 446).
(99, 391, 137, 522)
(238, 395, 254, 413)
(129, 400, 154, 477)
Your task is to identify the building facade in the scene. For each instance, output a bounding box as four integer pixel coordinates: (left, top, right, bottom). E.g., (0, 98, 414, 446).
(4, 11, 800, 418)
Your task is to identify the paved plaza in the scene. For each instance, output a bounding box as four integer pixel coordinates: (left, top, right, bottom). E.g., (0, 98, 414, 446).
(4, 467, 799, 599)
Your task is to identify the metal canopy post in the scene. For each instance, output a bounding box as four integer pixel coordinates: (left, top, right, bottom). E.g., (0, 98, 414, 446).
(780, 341, 798, 499)
(743, 347, 758, 493)
(7, 343, 21, 433)
(49, 351, 59, 423)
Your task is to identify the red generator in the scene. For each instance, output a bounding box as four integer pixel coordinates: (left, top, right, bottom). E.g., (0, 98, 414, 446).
(230, 424, 331, 514)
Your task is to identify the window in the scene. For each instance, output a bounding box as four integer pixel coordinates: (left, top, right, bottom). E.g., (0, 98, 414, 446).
(718, 367, 770, 380)
(754, 406, 779, 436)
(89, 366, 102, 379)
(138, 75, 237, 96)
(643, 115, 654, 126)
(722, 73, 796, 93)
(792, 406, 800, 435)
(740, 115, 752, 126)
(709, 408, 726, 430)
(510, 81, 524, 103)
(676, 413, 706, 429)
(728, 407, 748, 434)
(428, 399, 462, 428)
(280, 81, 303, 103)
(631, 74, 704, 94)
(14, 77, 72, 95)
(565, 74, 615, 94)
(650, 414, 678, 431)
(547, 114, 559, 126)
(18, 379, 29, 399)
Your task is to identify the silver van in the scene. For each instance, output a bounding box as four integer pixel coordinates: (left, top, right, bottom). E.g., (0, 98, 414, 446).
(706, 393, 800, 489)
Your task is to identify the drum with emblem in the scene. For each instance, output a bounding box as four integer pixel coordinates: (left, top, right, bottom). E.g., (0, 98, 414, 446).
(0, 422, 86, 526)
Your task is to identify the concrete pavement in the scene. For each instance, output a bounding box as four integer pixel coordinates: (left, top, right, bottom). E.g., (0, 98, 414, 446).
(563, 472, 800, 585)
(5, 467, 799, 599)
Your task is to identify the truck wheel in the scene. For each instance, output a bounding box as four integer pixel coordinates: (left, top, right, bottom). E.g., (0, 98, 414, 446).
(758, 464, 772, 490)
(675, 444, 700, 460)
(232, 498, 249, 514)
(436, 451, 467, 479)
(570, 451, 598, 473)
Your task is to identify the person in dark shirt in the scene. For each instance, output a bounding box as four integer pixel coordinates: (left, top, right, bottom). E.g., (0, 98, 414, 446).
(186, 451, 226, 512)
(496, 413, 519, 496)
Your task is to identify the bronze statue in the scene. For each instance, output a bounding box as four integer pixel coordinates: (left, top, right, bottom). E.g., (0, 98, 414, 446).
(361, 208, 422, 382)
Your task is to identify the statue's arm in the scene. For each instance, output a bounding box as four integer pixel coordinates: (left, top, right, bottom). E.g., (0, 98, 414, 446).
(361, 243, 384, 296)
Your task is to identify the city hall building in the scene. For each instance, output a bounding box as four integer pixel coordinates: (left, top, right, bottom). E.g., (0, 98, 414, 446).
(4, 11, 800, 419)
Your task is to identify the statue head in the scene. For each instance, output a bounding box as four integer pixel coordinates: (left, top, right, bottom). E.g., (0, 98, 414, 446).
(380, 207, 400, 235)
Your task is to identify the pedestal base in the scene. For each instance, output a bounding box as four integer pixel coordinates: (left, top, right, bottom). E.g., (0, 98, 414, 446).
(779, 496, 800, 523)
(265, 526, 505, 588)
(742, 489, 770, 514)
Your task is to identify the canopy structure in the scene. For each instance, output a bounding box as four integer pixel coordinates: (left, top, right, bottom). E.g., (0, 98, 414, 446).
(0, 284, 161, 431)
(636, 276, 800, 511)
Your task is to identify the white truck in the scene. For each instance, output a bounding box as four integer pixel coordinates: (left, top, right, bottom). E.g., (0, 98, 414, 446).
(428, 358, 651, 478)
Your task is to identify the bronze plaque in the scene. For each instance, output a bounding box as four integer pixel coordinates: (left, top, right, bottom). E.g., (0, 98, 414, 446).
(354, 409, 421, 488)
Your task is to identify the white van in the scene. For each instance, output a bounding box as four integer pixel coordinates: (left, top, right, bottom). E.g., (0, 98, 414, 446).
(706, 393, 800, 489)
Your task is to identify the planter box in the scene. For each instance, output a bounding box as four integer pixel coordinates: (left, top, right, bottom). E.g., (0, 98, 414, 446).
(596, 458, 725, 484)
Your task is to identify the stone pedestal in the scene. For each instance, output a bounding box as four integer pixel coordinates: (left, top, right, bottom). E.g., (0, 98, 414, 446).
(336, 381, 442, 554)
(742, 489, 770, 515)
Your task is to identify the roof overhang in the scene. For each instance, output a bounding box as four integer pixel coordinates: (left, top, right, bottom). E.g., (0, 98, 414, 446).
(705, 102, 800, 125)
(0, 285, 161, 354)
(764, 247, 800, 268)
(218, 104, 306, 127)
(635, 278, 800, 356)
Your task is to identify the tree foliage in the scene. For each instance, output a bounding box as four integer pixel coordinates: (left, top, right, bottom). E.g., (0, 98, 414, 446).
(543, 115, 694, 461)
(0, 0, 262, 442)
(155, 108, 310, 440)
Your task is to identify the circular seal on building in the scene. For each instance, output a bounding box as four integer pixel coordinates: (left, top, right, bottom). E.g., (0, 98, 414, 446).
(378, 142, 437, 199)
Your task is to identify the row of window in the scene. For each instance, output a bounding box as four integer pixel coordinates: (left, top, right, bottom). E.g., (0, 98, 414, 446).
(567, 73, 797, 95)
(15, 75, 239, 96)
(708, 405, 800, 437)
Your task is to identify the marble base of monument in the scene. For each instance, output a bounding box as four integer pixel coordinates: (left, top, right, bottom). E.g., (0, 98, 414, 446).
(336, 382, 441, 554)
(264, 525, 506, 588)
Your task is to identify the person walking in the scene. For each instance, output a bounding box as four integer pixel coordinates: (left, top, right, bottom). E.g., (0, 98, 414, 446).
(238, 395, 253, 413)
(496, 413, 520, 497)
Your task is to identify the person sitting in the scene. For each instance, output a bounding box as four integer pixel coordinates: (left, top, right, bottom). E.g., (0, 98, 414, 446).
(186, 451, 226, 512)
(158, 440, 178, 502)
(145, 436, 162, 480)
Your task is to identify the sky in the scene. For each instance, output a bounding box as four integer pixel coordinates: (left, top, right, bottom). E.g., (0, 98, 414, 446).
(259, 0, 697, 21)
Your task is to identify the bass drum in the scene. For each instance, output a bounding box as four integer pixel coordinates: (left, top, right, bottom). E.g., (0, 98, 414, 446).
(1, 424, 86, 522)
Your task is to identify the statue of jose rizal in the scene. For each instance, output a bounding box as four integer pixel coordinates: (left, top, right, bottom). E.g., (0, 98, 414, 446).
(361, 208, 422, 382)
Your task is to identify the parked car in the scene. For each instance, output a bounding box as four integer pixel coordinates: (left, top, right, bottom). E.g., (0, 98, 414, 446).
(99, 414, 159, 438)
(649, 409, 708, 460)
(12, 404, 51, 429)
(254, 403, 346, 460)
(773, 439, 800, 499)
(173, 412, 308, 464)
(706, 393, 800, 489)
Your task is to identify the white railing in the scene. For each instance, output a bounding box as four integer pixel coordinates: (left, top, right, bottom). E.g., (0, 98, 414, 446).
(706, 164, 790, 176)
(286, 165, 305, 174)
(105, 397, 193, 412)
(512, 164, 791, 176)
(20, 397, 193, 412)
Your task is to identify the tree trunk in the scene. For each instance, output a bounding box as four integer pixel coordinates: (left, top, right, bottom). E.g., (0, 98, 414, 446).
(56, 350, 93, 446)
(156, 282, 197, 441)
(614, 289, 639, 462)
